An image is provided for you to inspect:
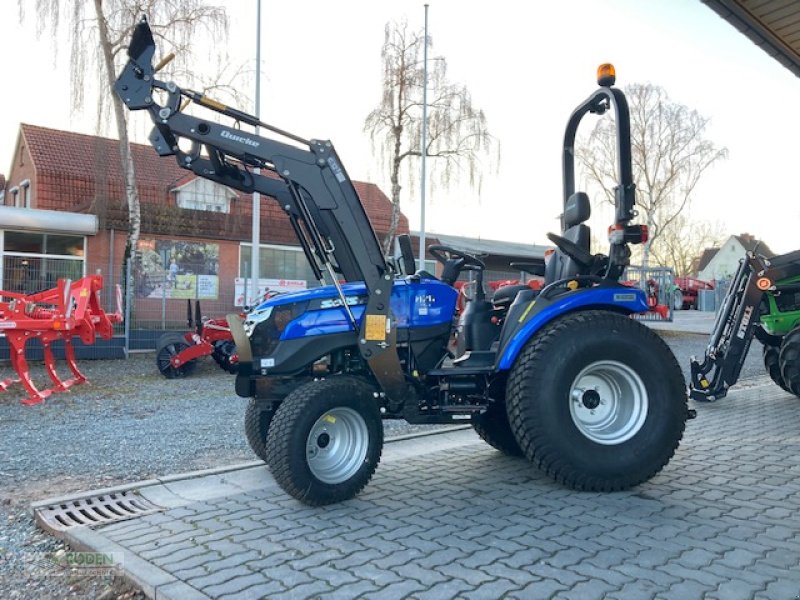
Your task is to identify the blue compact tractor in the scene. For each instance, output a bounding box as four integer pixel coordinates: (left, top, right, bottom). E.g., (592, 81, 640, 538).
(117, 20, 689, 505)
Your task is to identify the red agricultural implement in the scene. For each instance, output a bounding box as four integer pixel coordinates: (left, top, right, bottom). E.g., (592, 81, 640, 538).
(0, 275, 123, 405)
(155, 300, 238, 378)
(674, 276, 715, 310)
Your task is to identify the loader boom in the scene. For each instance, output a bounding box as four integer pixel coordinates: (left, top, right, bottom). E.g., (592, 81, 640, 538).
(115, 16, 408, 403)
(690, 249, 800, 401)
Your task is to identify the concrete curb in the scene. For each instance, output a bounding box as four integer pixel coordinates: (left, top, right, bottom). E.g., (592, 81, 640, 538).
(32, 426, 476, 599)
(31, 425, 471, 513)
(63, 525, 211, 599)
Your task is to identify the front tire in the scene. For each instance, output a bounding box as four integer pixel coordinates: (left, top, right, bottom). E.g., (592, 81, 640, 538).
(779, 328, 800, 397)
(244, 398, 274, 462)
(506, 311, 687, 491)
(244, 378, 308, 463)
(266, 376, 383, 506)
(764, 344, 791, 393)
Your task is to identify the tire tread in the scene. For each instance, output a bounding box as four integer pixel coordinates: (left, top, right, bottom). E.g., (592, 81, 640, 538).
(506, 310, 687, 492)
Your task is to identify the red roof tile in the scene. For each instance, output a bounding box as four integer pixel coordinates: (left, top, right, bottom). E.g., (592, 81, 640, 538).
(21, 123, 185, 188)
(19, 123, 408, 235)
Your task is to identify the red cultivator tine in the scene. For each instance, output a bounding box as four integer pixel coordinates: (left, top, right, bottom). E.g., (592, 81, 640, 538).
(62, 338, 88, 386)
(7, 333, 51, 406)
(0, 275, 122, 406)
(41, 334, 86, 392)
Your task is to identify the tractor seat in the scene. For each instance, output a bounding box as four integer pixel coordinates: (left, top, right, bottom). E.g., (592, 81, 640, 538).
(544, 191, 591, 285)
(492, 284, 533, 309)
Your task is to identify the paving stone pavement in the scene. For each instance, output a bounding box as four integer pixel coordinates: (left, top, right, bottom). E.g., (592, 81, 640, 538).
(49, 380, 800, 599)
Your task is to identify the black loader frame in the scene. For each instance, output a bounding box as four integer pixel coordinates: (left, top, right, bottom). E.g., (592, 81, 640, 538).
(690, 249, 800, 401)
(116, 17, 410, 408)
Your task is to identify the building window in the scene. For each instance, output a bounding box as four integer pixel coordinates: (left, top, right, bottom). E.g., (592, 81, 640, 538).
(20, 179, 31, 208)
(176, 193, 229, 212)
(9, 186, 19, 207)
(1, 231, 85, 294)
(173, 179, 233, 213)
(239, 243, 320, 287)
(417, 259, 437, 274)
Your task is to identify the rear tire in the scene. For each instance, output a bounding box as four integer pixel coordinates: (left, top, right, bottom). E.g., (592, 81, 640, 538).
(779, 328, 800, 397)
(155, 333, 197, 379)
(506, 311, 687, 491)
(472, 402, 523, 456)
(764, 344, 791, 393)
(266, 376, 383, 505)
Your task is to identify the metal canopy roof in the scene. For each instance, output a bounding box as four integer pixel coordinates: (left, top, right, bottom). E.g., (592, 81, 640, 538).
(702, 0, 800, 78)
(420, 232, 549, 259)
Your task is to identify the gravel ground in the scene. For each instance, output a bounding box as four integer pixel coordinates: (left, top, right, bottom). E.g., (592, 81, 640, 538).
(0, 329, 770, 598)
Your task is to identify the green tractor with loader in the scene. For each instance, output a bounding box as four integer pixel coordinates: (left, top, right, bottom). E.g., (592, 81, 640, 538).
(691, 249, 800, 400)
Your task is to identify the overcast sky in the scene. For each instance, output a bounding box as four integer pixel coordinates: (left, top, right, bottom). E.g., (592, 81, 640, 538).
(2, 0, 799, 253)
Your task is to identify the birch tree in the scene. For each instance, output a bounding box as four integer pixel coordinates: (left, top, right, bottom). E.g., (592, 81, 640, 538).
(365, 20, 497, 253)
(21, 0, 230, 264)
(651, 214, 725, 277)
(577, 83, 727, 267)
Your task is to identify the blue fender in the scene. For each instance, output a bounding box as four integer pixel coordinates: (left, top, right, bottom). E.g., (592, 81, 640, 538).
(496, 287, 649, 371)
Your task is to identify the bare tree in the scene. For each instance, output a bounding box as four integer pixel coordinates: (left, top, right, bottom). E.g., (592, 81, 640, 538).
(21, 0, 230, 264)
(650, 214, 726, 277)
(577, 83, 727, 267)
(365, 20, 497, 253)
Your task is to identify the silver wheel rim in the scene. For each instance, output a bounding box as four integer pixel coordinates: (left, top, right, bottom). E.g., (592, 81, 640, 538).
(306, 407, 369, 484)
(569, 360, 648, 445)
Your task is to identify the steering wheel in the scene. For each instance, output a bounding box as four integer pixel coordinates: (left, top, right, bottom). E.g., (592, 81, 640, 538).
(427, 244, 485, 287)
(546, 233, 595, 268)
(428, 245, 486, 269)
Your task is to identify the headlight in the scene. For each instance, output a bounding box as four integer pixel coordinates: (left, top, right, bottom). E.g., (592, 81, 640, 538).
(243, 306, 272, 338)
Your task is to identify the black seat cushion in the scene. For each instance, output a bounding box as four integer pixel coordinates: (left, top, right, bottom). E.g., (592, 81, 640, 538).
(545, 191, 592, 285)
(492, 284, 530, 306)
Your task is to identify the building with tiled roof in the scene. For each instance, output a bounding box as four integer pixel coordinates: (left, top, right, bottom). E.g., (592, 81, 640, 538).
(697, 233, 775, 281)
(5, 123, 408, 241)
(0, 124, 409, 348)
(693, 247, 719, 275)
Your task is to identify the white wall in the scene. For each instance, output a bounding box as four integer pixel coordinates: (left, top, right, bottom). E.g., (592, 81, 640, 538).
(698, 236, 745, 281)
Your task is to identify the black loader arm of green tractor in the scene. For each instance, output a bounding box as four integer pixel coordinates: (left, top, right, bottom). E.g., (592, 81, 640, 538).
(690, 249, 800, 401)
(114, 16, 409, 404)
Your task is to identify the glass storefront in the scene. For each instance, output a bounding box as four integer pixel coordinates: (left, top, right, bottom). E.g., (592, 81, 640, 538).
(1, 231, 85, 294)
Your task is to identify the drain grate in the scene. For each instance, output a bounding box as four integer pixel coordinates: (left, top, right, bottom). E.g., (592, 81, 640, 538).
(35, 491, 163, 535)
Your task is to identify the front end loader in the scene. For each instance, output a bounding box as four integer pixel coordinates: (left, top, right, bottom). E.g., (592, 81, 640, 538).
(690, 249, 800, 401)
(117, 19, 689, 506)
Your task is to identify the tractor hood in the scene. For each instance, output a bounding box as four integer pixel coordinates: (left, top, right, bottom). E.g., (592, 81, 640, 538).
(252, 282, 372, 311)
(244, 278, 457, 349)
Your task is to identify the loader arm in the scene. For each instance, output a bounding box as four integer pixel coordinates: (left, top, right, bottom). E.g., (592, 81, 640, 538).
(690, 249, 800, 401)
(114, 17, 408, 402)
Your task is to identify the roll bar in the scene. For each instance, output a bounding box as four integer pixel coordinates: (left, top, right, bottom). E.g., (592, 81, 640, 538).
(562, 83, 635, 228)
(559, 67, 644, 281)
